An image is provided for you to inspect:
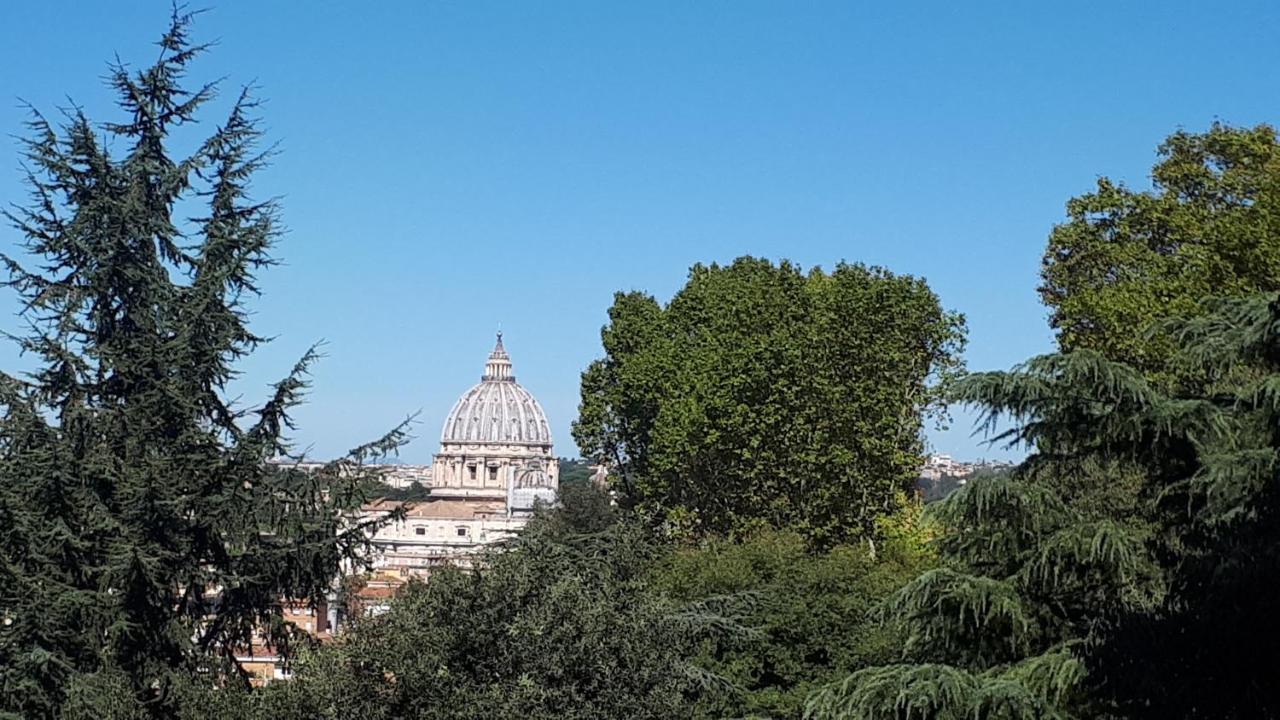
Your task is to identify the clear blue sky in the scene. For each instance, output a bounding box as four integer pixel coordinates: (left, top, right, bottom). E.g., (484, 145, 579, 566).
(2, 2, 1278, 463)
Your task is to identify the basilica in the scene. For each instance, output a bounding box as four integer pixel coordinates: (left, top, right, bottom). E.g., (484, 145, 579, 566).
(359, 333, 560, 582)
(240, 335, 561, 678)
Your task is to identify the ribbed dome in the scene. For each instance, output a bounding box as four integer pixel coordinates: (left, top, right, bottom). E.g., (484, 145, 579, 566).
(440, 334, 553, 446)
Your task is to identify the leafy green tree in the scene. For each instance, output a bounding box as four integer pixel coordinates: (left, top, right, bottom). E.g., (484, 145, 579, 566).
(650, 518, 934, 720)
(809, 124, 1280, 716)
(1041, 123, 1280, 385)
(229, 507, 742, 720)
(574, 257, 966, 546)
(544, 474, 618, 535)
(915, 471, 982, 503)
(810, 294, 1280, 718)
(0, 13, 405, 718)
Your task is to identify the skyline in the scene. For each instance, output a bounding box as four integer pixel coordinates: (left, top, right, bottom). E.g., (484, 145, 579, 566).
(3, 2, 1279, 462)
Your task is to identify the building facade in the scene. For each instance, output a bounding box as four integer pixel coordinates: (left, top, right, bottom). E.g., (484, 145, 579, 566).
(241, 334, 559, 683)
(361, 333, 559, 577)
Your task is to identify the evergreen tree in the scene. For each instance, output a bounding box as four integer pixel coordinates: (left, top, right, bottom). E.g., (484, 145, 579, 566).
(805, 467, 1155, 719)
(0, 12, 406, 717)
(1086, 295, 1280, 717)
(808, 124, 1280, 719)
(808, 295, 1280, 718)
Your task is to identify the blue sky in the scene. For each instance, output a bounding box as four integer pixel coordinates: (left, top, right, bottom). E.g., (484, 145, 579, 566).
(2, 1, 1278, 462)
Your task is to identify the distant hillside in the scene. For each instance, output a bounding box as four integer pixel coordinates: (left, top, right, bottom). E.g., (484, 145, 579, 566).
(559, 458, 594, 486)
(916, 474, 967, 503)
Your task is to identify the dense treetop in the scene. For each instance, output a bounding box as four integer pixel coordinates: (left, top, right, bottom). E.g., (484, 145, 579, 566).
(173, 485, 748, 720)
(574, 256, 965, 546)
(650, 519, 933, 720)
(1041, 123, 1280, 385)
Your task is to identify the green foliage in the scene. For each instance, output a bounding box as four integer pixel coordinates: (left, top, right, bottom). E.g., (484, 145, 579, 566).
(955, 299, 1280, 717)
(372, 480, 432, 501)
(236, 509, 738, 720)
(1041, 123, 1280, 385)
(1082, 296, 1280, 717)
(915, 473, 968, 503)
(574, 256, 966, 546)
(557, 457, 595, 486)
(543, 475, 618, 535)
(649, 522, 934, 719)
(808, 464, 1157, 719)
(804, 655, 1085, 720)
(0, 13, 404, 717)
(816, 292, 1280, 718)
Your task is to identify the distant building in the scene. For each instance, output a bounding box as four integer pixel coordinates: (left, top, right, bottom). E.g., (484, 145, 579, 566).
(917, 453, 1016, 501)
(921, 453, 1013, 480)
(378, 463, 432, 489)
(235, 598, 334, 685)
(356, 334, 559, 580)
(245, 334, 561, 684)
(589, 464, 610, 488)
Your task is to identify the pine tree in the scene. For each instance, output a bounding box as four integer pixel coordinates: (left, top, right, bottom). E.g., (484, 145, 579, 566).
(807, 295, 1280, 718)
(0, 11, 407, 717)
(1086, 295, 1280, 717)
(804, 468, 1154, 719)
(804, 352, 1179, 718)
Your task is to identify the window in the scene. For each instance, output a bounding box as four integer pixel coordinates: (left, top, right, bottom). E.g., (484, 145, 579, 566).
(467, 465, 477, 481)
(456, 526, 468, 537)
(488, 466, 498, 481)
(414, 527, 425, 536)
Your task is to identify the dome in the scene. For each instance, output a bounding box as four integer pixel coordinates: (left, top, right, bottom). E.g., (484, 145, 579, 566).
(440, 334, 553, 446)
